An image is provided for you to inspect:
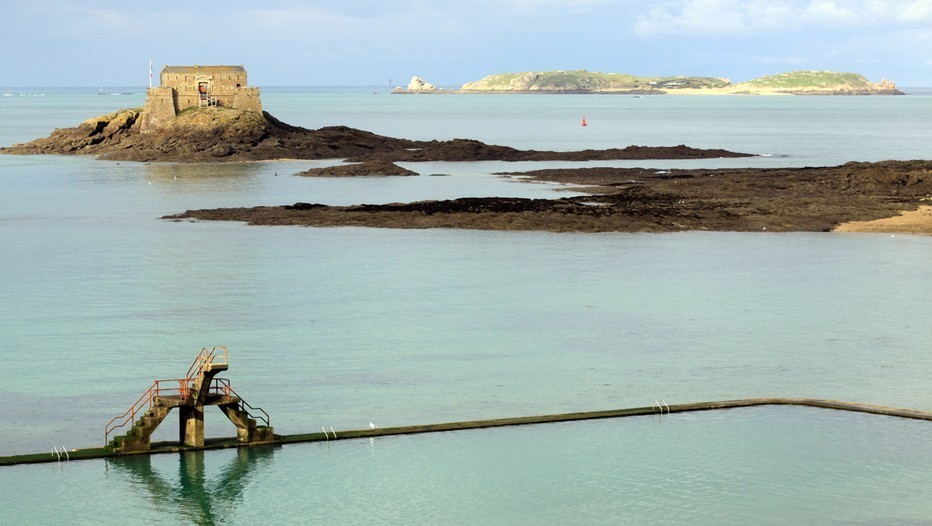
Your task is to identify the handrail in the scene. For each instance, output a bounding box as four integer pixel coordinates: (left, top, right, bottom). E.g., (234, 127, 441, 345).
(153, 379, 186, 399)
(184, 347, 211, 383)
(104, 347, 237, 446)
(240, 397, 271, 428)
(104, 382, 156, 445)
(104, 376, 245, 444)
(103, 377, 189, 444)
(216, 378, 270, 427)
(210, 346, 229, 369)
(184, 346, 229, 389)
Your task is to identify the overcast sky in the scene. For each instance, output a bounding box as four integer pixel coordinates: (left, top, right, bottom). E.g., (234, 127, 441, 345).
(2, 0, 930, 87)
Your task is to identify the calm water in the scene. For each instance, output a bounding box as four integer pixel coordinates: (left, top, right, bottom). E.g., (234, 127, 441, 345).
(1, 87, 932, 524)
(6, 407, 932, 525)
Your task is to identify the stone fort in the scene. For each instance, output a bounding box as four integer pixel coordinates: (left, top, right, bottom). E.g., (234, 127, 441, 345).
(142, 65, 262, 131)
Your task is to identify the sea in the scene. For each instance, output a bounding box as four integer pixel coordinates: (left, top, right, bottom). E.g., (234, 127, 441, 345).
(1, 86, 931, 524)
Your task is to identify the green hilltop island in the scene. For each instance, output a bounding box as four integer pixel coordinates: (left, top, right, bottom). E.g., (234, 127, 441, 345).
(393, 70, 903, 95)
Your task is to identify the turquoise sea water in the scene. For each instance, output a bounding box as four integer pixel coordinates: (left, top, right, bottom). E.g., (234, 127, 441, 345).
(6, 408, 932, 525)
(1, 87, 932, 524)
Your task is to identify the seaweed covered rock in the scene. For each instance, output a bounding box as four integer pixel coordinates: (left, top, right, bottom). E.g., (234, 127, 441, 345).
(296, 160, 419, 177)
(1, 106, 752, 163)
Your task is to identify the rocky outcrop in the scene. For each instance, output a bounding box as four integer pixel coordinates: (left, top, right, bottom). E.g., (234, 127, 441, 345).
(392, 76, 444, 94)
(1, 107, 422, 163)
(462, 72, 542, 92)
(874, 79, 902, 95)
(295, 160, 418, 177)
(164, 160, 932, 234)
(0, 107, 753, 163)
(347, 142, 751, 163)
(8, 108, 142, 155)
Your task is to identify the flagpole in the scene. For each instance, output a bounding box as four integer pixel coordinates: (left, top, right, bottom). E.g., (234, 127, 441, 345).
(149, 60, 153, 89)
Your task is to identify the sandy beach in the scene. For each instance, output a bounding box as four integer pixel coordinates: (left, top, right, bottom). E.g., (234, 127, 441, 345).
(833, 204, 932, 235)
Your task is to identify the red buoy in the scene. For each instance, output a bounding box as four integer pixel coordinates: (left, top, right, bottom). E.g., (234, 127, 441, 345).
(581, 115, 588, 127)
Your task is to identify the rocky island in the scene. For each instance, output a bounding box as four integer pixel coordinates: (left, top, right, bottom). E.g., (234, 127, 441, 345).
(2, 64, 756, 164)
(0, 107, 752, 164)
(394, 70, 903, 95)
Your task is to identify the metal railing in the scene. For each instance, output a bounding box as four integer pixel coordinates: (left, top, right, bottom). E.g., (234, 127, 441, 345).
(104, 381, 158, 445)
(103, 376, 236, 445)
(198, 95, 219, 108)
(184, 346, 228, 387)
(103, 347, 251, 446)
(216, 378, 270, 427)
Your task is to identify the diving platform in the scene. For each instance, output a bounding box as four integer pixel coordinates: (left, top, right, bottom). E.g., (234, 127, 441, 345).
(103, 347, 274, 452)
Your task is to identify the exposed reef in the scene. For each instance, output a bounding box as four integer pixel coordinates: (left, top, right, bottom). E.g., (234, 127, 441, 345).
(345, 142, 749, 163)
(296, 160, 418, 177)
(165, 160, 932, 234)
(0, 107, 751, 163)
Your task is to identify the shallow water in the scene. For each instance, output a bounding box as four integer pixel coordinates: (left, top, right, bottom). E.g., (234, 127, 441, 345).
(1, 87, 932, 523)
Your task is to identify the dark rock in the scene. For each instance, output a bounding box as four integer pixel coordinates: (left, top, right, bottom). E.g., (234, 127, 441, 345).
(295, 160, 418, 177)
(163, 160, 932, 234)
(1, 107, 753, 164)
(284, 203, 326, 210)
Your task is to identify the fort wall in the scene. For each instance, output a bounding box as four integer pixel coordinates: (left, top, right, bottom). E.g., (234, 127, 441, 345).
(141, 65, 262, 132)
(141, 87, 177, 132)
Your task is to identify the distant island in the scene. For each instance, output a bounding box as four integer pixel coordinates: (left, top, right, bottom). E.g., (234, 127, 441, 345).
(394, 70, 902, 95)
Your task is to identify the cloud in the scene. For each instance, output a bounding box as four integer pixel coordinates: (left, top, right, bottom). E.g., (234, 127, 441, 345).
(504, 0, 611, 11)
(635, 0, 799, 37)
(635, 0, 932, 37)
(896, 0, 932, 21)
(802, 1, 859, 25)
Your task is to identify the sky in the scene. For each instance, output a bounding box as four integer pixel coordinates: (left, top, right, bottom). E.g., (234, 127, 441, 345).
(1, 0, 930, 87)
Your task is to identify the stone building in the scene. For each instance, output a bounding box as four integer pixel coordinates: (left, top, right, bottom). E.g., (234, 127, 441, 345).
(141, 65, 262, 131)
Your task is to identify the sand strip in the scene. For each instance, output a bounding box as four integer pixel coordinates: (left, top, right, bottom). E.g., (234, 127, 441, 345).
(833, 205, 932, 235)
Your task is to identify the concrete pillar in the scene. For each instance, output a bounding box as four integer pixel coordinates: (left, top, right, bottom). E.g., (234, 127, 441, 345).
(180, 405, 205, 447)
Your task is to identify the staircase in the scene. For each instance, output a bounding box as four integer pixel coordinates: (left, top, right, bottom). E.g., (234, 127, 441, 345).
(107, 394, 173, 450)
(105, 347, 273, 452)
(184, 346, 229, 405)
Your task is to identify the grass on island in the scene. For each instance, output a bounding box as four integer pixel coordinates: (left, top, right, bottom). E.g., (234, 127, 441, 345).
(735, 71, 872, 89)
(461, 69, 881, 92)
(466, 70, 735, 91)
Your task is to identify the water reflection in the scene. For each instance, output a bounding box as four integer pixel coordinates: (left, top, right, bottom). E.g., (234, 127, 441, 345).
(107, 446, 276, 525)
(142, 162, 270, 199)
(144, 162, 266, 182)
